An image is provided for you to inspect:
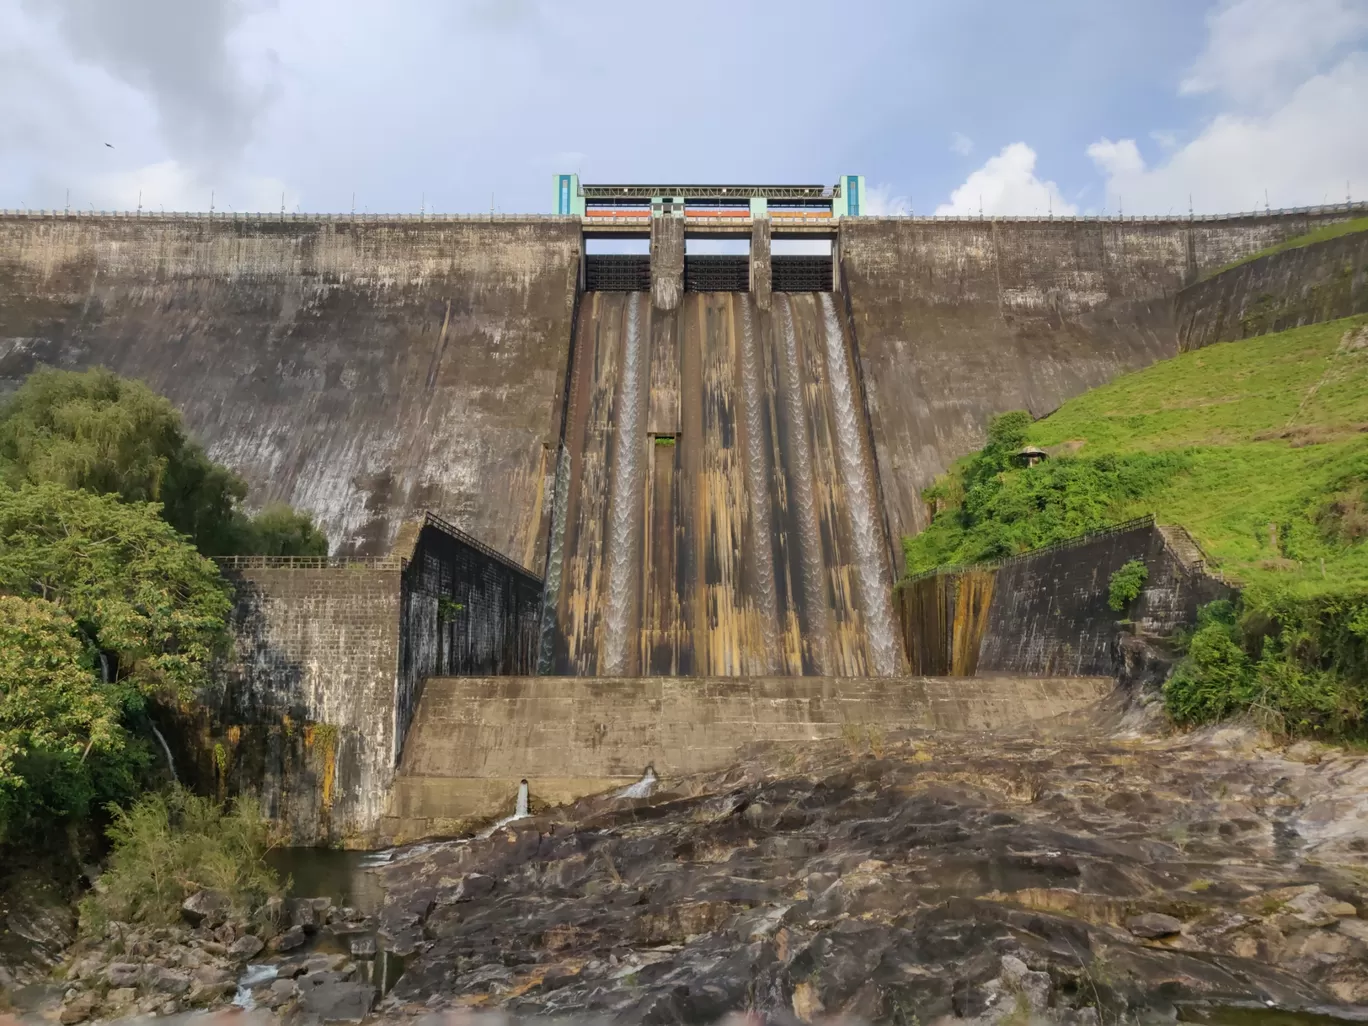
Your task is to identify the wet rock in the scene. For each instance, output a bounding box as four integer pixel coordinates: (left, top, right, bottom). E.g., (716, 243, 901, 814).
(292, 900, 319, 933)
(1126, 912, 1184, 938)
(298, 976, 375, 1022)
(180, 890, 230, 927)
(264, 977, 298, 1008)
(187, 977, 237, 1006)
(349, 935, 377, 958)
(227, 933, 264, 960)
(59, 990, 97, 1024)
(271, 925, 308, 952)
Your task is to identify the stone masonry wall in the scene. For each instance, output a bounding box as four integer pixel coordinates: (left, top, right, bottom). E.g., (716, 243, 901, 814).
(895, 520, 1230, 679)
(215, 565, 402, 844)
(1175, 230, 1368, 349)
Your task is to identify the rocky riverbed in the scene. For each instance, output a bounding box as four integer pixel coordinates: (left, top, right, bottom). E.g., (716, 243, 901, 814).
(367, 724, 1368, 1025)
(6, 720, 1368, 1025)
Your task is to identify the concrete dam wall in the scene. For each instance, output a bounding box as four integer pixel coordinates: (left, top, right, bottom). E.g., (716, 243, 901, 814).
(0, 214, 581, 563)
(545, 290, 903, 677)
(840, 208, 1367, 549)
(1175, 228, 1368, 349)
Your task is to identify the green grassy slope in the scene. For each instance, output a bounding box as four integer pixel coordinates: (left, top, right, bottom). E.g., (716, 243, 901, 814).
(906, 315, 1368, 593)
(1203, 216, 1368, 279)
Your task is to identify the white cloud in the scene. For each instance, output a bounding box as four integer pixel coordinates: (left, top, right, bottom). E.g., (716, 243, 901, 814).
(80, 159, 294, 213)
(1088, 52, 1368, 213)
(1180, 0, 1368, 106)
(864, 183, 910, 216)
(935, 143, 1078, 217)
(950, 132, 973, 156)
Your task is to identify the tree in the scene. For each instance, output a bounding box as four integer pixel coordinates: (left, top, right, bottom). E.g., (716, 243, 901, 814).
(0, 368, 327, 556)
(0, 484, 231, 699)
(0, 595, 140, 841)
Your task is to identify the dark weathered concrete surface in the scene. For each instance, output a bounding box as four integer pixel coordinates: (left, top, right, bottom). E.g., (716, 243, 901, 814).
(385, 674, 1112, 832)
(0, 214, 581, 560)
(549, 291, 902, 677)
(897, 520, 1231, 679)
(840, 210, 1366, 548)
(1177, 229, 1368, 349)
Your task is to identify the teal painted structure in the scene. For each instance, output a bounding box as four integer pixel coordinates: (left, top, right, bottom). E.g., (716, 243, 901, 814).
(831, 175, 866, 217)
(554, 178, 863, 217)
(555, 174, 585, 216)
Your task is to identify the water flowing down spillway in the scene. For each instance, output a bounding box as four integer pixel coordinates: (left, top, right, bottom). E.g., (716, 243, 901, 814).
(547, 289, 904, 676)
(601, 294, 646, 675)
(820, 293, 902, 675)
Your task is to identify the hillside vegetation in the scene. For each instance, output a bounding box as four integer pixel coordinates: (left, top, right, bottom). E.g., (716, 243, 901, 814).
(1203, 216, 1368, 279)
(904, 315, 1368, 739)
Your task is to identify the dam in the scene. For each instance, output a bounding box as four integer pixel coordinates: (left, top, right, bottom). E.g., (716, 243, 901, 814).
(2, 179, 1364, 842)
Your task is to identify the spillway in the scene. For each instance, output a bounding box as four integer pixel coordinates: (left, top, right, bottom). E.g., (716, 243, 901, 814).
(546, 288, 905, 676)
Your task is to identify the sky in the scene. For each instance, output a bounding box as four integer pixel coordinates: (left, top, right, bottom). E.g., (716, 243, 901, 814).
(2, 0, 1366, 218)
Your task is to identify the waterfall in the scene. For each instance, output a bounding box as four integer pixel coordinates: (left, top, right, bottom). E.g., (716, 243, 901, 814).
(776, 296, 830, 674)
(515, 778, 529, 818)
(151, 724, 178, 784)
(602, 294, 646, 675)
(820, 294, 901, 675)
(738, 302, 780, 673)
(536, 443, 571, 674)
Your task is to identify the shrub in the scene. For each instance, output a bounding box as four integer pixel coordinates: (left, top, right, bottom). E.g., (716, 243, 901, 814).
(79, 789, 283, 933)
(1164, 594, 1368, 740)
(1108, 560, 1149, 612)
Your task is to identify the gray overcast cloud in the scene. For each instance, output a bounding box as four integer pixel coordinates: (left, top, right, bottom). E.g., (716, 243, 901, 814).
(2, 0, 1366, 217)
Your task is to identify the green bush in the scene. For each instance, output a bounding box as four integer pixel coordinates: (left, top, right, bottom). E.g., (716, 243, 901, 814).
(904, 411, 1190, 574)
(79, 789, 283, 933)
(1108, 560, 1149, 612)
(1164, 593, 1368, 739)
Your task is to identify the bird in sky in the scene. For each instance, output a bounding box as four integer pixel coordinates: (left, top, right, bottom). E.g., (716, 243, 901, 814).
(104, 142, 113, 148)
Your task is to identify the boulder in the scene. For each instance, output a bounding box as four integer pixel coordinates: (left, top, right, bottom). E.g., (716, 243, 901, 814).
(151, 967, 192, 995)
(227, 933, 265, 960)
(187, 978, 237, 1006)
(193, 964, 233, 985)
(60, 990, 98, 1024)
(104, 961, 144, 987)
(181, 890, 231, 928)
(1000, 954, 1052, 1011)
(105, 987, 137, 1009)
(292, 901, 319, 933)
(298, 979, 376, 1022)
(271, 925, 308, 952)
(1126, 913, 1184, 938)
(264, 977, 299, 1008)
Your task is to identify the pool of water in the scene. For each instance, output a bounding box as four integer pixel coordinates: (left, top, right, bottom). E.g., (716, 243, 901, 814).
(264, 848, 384, 915)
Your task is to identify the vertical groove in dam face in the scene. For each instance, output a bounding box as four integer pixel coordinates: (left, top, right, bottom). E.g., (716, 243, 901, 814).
(602, 294, 647, 675)
(820, 293, 903, 675)
(774, 295, 836, 674)
(549, 289, 899, 676)
(738, 301, 781, 673)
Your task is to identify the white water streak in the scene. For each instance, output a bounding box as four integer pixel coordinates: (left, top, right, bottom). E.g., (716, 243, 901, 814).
(820, 294, 901, 675)
(602, 294, 645, 675)
(738, 302, 780, 673)
(777, 296, 829, 674)
(151, 724, 178, 784)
